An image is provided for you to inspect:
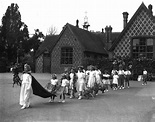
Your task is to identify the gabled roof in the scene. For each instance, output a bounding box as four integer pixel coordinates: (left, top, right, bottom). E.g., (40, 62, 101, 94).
(110, 2, 155, 51)
(35, 23, 120, 57)
(58, 23, 109, 55)
(35, 35, 58, 57)
(67, 23, 108, 55)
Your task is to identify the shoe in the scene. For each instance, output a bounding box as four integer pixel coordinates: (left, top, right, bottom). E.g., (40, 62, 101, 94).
(70, 95, 74, 98)
(26, 104, 30, 108)
(21, 105, 26, 109)
(142, 84, 144, 85)
(78, 96, 82, 100)
(62, 100, 65, 103)
(152, 97, 155, 100)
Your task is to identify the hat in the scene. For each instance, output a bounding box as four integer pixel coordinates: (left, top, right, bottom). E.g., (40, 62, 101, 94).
(51, 74, 57, 79)
(24, 64, 31, 73)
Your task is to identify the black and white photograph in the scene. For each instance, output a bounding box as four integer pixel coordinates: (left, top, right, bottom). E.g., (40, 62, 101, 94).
(0, 0, 155, 122)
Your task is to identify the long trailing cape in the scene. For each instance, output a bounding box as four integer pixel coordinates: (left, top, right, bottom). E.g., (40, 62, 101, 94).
(31, 75, 56, 98)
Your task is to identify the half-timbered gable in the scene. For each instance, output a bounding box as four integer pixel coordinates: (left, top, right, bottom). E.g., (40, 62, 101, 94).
(110, 3, 155, 59)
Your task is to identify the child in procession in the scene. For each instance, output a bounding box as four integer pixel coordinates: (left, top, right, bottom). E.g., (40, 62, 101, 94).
(102, 70, 110, 92)
(112, 72, 119, 90)
(124, 68, 131, 88)
(59, 74, 69, 103)
(69, 68, 77, 98)
(76, 66, 86, 100)
(48, 74, 59, 102)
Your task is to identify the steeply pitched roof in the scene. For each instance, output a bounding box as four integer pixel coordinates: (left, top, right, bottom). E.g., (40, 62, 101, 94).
(35, 23, 120, 57)
(35, 35, 58, 57)
(110, 2, 155, 51)
(64, 23, 108, 55)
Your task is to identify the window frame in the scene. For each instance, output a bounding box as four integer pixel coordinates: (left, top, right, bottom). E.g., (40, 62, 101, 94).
(60, 47, 73, 65)
(131, 36, 154, 59)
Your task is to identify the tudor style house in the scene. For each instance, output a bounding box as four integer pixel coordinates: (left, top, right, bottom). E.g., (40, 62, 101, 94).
(110, 3, 155, 59)
(35, 2, 155, 73)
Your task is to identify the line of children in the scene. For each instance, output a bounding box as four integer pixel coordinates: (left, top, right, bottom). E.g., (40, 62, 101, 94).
(45, 65, 137, 103)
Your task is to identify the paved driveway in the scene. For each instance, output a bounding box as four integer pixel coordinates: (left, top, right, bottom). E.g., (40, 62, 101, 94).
(1, 73, 155, 122)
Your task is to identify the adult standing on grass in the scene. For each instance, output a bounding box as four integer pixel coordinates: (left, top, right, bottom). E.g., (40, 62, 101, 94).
(19, 64, 32, 109)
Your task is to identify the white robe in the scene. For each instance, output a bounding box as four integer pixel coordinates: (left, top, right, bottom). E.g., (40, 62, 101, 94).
(95, 70, 102, 84)
(87, 71, 96, 88)
(19, 73, 32, 107)
(76, 72, 85, 92)
(113, 75, 119, 84)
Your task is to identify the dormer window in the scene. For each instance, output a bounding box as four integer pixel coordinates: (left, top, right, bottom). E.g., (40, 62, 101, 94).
(61, 47, 73, 64)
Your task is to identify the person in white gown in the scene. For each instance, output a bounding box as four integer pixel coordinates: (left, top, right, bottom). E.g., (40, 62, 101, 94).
(87, 66, 96, 88)
(76, 67, 85, 99)
(19, 64, 32, 109)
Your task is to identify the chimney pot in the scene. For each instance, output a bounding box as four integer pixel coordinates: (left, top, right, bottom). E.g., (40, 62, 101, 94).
(148, 4, 153, 15)
(122, 12, 129, 28)
(102, 28, 104, 33)
(76, 19, 79, 28)
(109, 25, 112, 32)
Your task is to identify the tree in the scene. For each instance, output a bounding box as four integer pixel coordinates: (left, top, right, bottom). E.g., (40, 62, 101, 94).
(28, 29, 44, 53)
(47, 25, 57, 35)
(0, 25, 6, 57)
(1, 3, 29, 64)
(25, 29, 44, 72)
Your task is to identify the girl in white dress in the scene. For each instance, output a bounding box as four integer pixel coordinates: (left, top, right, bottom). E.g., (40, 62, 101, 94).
(87, 66, 96, 89)
(76, 67, 85, 100)
(94, 67, 102, 95)
(49, 74, 58, 102)
(102, 70, 110, 92)
(59, 75, 69, 103)
(112, 72, 119, 90)
(19, 64, 32, 109)
(69, 68, 77, 98)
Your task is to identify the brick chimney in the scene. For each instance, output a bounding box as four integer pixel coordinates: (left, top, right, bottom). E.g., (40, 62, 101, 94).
(109, 25, 112, 43)
(105, 26, 113, 50)
(105, 26, 109, 43)
(148, 4, 153, 15)
(122, 12, 129, 29)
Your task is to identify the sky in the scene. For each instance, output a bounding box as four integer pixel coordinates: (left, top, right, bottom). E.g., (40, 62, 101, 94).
(0, 0, 154, 35)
